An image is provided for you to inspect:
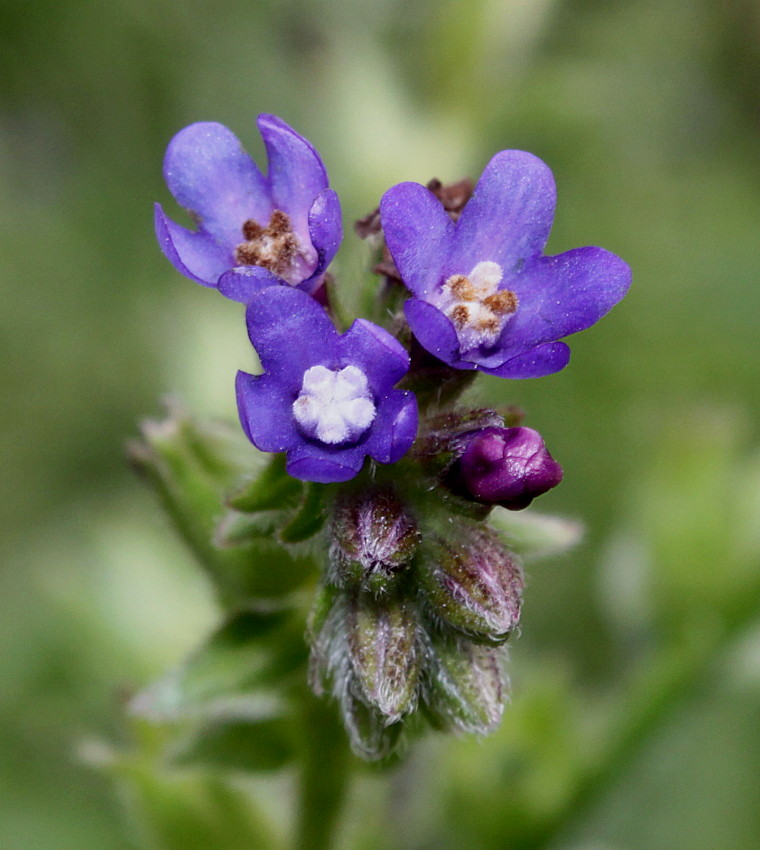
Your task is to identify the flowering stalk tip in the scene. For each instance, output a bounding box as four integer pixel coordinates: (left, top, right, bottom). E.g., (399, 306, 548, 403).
(148, 113, 630, 760)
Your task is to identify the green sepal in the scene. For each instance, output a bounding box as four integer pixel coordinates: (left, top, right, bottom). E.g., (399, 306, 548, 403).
(280, 483, 327, 543)
(213, 508, 288, 548)
(328, 484, 419, 593)
(410, 406, 504, 487)
(422, 631, 506, 734)
(307, 587, 411, 761)
(345, 588, 421, 721)
(413, 520, 523, 643)
(226, 453, 303, 513)
(429, 486, 493, 521)
(341, 688, 405, 762)
(306, 583, 339, 646)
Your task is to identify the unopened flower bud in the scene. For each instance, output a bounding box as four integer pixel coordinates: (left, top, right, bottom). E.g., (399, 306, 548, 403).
(346, 590, 420, 721)
(306, 586, 414, 759)
(341, 688, 404, 761)
(423, 633, 506, 734)
(329, 488, 419, 593)
(452, 426, 563, 510)
(416, 524, 523, 641)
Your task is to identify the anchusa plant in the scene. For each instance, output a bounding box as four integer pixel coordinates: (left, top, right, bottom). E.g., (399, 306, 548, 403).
(135, 114, 630, 767)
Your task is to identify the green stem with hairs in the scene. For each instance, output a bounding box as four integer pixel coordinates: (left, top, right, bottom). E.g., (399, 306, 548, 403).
(517, 588, 760, 849)
(293, 688, 352, 850)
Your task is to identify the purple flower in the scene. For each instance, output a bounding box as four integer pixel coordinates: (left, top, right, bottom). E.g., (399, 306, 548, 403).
(380, 151, 631, 378)
(452, 426, 563, 510)
(236, 286, 418, 483)
(155, 115, 342, 302)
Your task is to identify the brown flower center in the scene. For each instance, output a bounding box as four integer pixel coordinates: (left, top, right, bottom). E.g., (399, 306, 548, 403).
(440, 262, 518, 351)
(234, 210, 300, 279)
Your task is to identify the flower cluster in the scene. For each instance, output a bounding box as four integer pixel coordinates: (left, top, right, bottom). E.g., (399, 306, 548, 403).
(155, 114, 630, 757)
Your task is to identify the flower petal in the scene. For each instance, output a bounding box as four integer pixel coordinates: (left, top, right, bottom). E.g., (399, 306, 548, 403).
(504, 247, 632, 351)
(235, 371, 300, 452)
(404, 298, 467, 368)
(163, 122, 272, 247)
(217, 267, 284, 303)
(285, 442, 366, 483)
(301, 188, 343, 290)
(380, 182, 453, 298)
(480, 342, 570, 379)
(338, 319, 410, 388)
(449, 151, 556, 276)
(245, 286, 338, 385)
(154, 203, 231, 287)
(258, 114, 328, 243)
(366, 391, 419, 464)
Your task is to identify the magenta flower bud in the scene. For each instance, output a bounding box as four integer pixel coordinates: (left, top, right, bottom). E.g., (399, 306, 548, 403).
(454, 426, 563, 510)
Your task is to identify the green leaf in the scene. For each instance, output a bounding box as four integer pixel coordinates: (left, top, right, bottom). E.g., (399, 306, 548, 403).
(213, 509, 287, 548)
(217, 538, 317, 601)
(227, 453, 303, 513)
(130, 609, 308, 722)
(129, 401, 315, 606)
(489, 508, 584, 560)
(172, 716, 295, 773)
(280, 483, 327, 543)
(89, 740, 279, 850)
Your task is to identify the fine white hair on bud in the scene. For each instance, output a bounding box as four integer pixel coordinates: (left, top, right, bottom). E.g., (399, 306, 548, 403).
(293, 364, 376, 444)
(329, 487, 420, 593)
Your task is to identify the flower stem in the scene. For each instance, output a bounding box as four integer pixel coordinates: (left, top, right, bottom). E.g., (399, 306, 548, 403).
(293, 689, 351, 850)
(518, 588, 760, 849)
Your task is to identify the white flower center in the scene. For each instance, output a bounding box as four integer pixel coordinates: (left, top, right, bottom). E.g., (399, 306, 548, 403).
(292, 365, 376, 445)
(437, 261, 518, 352)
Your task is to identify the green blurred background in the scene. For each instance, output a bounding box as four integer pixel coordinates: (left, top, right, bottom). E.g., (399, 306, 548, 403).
(3, 0, 760, 847)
